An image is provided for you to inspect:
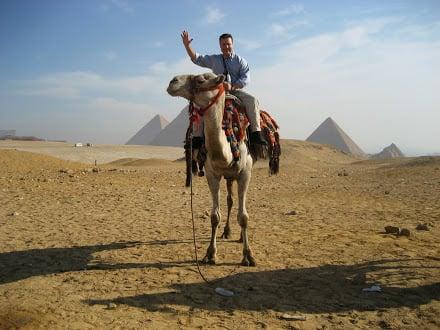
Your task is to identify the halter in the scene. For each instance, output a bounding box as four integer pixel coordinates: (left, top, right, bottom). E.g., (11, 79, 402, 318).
(189, 80, 225, 122)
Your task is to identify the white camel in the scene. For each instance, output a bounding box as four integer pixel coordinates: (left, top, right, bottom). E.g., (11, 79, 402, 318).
(167, 72, 256, 266)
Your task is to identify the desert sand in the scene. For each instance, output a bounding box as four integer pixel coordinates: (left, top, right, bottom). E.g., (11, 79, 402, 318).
(0, 140, 439, 329)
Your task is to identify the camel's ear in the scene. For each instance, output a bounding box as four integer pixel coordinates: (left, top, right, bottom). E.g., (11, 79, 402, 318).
(216, 74, 225, 84)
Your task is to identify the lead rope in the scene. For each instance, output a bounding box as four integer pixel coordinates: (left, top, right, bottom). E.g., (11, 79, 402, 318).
(188, 117, 212, 286)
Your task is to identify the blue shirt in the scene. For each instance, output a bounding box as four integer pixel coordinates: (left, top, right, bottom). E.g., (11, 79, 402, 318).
(192, 53, 250, 89)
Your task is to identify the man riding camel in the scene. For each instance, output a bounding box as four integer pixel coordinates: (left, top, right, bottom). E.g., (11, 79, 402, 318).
(181, 30, 267, 146)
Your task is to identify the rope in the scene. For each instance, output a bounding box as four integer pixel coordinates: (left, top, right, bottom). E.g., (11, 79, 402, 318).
(189, 128, 213, 286)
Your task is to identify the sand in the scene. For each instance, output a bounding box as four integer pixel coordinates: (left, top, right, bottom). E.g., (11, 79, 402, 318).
(0, 141, 184, 165)
(0, 140, 439, 329)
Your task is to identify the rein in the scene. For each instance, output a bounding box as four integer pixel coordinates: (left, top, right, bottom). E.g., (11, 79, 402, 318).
(188, 127, 212, 286)
(189, 82, 225, 119)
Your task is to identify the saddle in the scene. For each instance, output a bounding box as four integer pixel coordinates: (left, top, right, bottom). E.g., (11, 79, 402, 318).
(184, 97, 281, 186)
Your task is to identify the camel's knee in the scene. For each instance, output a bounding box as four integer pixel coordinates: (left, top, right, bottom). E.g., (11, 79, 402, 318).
(237, 212, 249, 228)
(211, 210, 220, 227)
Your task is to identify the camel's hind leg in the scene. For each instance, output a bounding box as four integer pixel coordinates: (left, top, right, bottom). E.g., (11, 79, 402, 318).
(237, 166, 256, 266)
(221, 179, 233, 239)
(202, 172, 221, 264)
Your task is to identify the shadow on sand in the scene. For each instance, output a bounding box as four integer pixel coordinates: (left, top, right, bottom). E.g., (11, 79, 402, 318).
(0, 240, 198, 285)
(85, 257, 440, 314)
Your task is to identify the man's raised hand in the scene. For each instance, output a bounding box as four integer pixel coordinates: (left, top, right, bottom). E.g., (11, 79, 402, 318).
(181, 30, 193, 47)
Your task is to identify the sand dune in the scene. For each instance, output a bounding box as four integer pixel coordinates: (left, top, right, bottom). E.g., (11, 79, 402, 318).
(0, 141, 439, 329)
(108, 158, 177, 167)
(0, 140, 183, 165)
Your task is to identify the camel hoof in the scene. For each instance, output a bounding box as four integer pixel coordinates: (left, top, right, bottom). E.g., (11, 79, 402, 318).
(241, 251, 256, 267)
(202, 256, 216, 265)
(221, 232, 231, 239)
(241, 257, 256, 267)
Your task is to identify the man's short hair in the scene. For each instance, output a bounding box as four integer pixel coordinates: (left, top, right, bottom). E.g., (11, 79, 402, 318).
(219, 33, 233, 42)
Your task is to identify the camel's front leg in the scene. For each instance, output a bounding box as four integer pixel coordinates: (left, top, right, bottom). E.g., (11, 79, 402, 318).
(203, 172, 221, 264)
(237, 168, 256, 266)
(221, 179, 233, 239)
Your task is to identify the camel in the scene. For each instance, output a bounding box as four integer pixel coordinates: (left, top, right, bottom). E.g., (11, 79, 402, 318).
(167, 72, 268, 266)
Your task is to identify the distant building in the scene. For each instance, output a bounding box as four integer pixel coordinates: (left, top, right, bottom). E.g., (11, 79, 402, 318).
(306, 117, 366, 157)
(0, 130, 16, 138)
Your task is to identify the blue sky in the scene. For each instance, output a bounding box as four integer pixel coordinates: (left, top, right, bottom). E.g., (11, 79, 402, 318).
(0, 0, 439, 155)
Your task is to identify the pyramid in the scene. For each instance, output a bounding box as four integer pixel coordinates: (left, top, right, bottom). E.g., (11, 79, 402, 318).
(371, 143, 404, 159)
(306, 117, 366, 156)
(149, 106, 189, 147)
(126, 114, 169, 145)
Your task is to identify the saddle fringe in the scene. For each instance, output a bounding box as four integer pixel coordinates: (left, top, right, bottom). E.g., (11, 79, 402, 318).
(250, 110, 281, 175)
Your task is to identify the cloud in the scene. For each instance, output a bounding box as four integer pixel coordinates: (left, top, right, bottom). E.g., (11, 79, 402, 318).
(267, 3, 307, 40)
(103, 51, 118, 61)
(272, 3, 305, 17)
(109, 0, 134, 13)
(267, 19, 309, 40)
(237, 38, 262, 51)
(249, 19, 440, 152)
(20, 86, 80, 99)
(17, 71, 156, 99)
(89, 97, 148, 114)
(149, 57, 210, 77)
(269, 23, 288, 36)
(204, 6, 225, 24)
(277, 18, 398, 63)
(152, 41, 164, 48)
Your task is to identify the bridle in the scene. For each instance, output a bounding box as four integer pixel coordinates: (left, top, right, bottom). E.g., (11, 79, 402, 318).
(189, 78, 225, 118)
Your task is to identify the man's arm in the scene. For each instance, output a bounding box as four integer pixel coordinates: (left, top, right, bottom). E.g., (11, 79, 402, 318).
(181, 30, 196, 61)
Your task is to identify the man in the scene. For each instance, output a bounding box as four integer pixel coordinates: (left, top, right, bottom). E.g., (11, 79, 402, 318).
(181, 30, 267, 145)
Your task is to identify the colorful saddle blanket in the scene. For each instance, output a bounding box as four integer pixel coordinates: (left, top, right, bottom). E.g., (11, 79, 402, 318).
(184, 98, 281, 186)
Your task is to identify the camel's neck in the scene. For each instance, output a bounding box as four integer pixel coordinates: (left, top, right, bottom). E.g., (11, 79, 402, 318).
(201, 97, 233, 164)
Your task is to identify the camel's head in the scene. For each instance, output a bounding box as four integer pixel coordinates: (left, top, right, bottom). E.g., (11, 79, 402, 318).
(167, 73, 225, 101)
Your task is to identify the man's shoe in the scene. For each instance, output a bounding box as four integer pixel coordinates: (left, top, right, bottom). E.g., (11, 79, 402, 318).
(250, 131, 268, 145)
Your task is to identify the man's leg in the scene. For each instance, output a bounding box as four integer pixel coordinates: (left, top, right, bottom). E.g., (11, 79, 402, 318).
(192, 118, 204, 148)
(231, 90, 266, 145)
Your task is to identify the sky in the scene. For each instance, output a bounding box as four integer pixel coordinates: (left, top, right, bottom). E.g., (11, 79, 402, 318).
(0, 0, 439, 155)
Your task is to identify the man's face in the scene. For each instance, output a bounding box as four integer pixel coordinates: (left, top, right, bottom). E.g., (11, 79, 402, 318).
(219, 37, 234, 58)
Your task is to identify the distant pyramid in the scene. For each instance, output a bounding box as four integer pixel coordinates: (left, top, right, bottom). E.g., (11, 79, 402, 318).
(306, 117, 366, 156)
(126, 114, 169, 145)
(372, 143, 405, 159)
(149, 106, 189, 147)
